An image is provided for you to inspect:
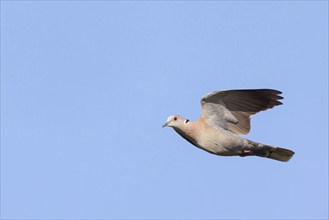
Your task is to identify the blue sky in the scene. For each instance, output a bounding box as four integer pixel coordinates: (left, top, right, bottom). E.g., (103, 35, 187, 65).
(1, 1, 328, 219)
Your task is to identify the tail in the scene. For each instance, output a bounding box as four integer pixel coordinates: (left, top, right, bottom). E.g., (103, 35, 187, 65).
(248, 140, 295, 162)
(263, 147, 295, 162)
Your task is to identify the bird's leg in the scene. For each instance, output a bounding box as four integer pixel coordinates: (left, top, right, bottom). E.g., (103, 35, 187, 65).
(239, 149, 254, 157)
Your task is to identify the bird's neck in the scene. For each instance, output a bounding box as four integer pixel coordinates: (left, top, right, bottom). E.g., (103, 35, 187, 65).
(173, 125, 198, 147)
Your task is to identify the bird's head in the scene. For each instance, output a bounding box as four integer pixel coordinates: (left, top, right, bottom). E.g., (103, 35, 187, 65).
(162, 115, 189, 128)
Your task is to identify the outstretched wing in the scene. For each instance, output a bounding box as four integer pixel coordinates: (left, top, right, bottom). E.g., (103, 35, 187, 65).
(201, 89, 283, 134)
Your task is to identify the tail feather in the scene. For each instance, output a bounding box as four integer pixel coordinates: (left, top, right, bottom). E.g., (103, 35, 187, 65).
(248, 140, 295, 162)
(266, 147, 295, 162)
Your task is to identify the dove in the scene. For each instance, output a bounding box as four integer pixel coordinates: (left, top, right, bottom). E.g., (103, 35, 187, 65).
(162, 89, 294, 162)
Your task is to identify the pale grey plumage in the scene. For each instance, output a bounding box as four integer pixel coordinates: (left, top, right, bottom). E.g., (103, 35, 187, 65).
(163, 89, 294, 162)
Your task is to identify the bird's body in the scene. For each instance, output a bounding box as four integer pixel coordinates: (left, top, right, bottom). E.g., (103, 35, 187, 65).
(163, 89, 294, 162)
(174, 118, 246, 156)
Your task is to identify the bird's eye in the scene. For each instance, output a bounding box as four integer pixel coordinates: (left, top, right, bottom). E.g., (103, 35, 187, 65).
(173, 117, 177, 121)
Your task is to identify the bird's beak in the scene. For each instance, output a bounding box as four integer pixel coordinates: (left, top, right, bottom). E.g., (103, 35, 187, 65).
(162, 122, 168, 128)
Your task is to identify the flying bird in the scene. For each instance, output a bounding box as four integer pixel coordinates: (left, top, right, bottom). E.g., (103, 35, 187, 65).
(162, 89, 294, 162)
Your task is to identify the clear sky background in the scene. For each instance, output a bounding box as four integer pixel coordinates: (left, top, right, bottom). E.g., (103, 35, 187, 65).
(1, 1, 328, 219)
